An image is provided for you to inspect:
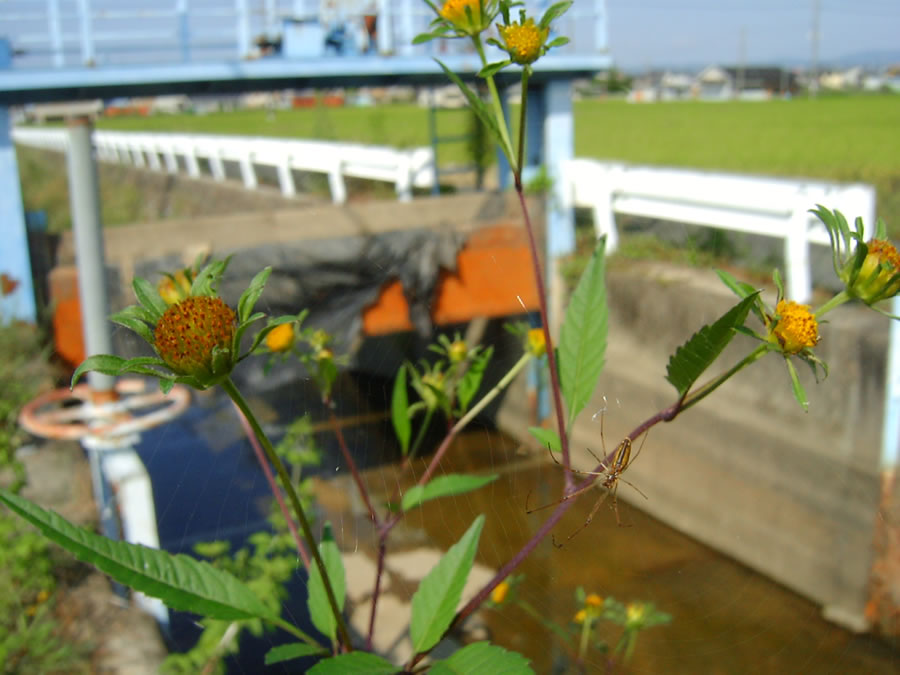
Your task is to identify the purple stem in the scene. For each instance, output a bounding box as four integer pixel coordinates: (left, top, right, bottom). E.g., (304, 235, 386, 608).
(232, 402, 311, 569)
(325, 399, 380, 526)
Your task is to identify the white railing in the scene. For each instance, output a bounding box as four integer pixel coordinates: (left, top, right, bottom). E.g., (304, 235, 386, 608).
(13, 126, 435, 203)
(563, 158, 877, 302)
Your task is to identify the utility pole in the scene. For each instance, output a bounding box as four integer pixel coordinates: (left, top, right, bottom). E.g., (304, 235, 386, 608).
(736, 25, 746, 99)
(810, 0, 820, 97)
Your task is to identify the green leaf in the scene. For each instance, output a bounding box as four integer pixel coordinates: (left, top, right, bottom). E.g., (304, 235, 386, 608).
(0, 489, 274, 621)
(714, 269, 765, 325)
(559, 238, 608, 430)
(264, 643, 327, 665)
(539, 1, 574, 29)
(456, 346, 493, 414)
(435, 59, 513, 163)
(245, 314, 300, 356)
(478, 60, 511, 78)
(306, 524, 346, 643)
(392, 364, 411, 456)
(665, 293, 759, 397)
(111, 302, 158, 325)
(308, 652, 399, 675)
(410, 515, 485, 653)
(430, 641, 533, 675)
(546, 36, 570, 49)
(527, 427, 561, 453)
(190, 257, 230, 297)
(238, 267, 271, 323)
(132, 276, 167, 321)
(71, 354, 167, 387)
(110, 313, 155, 345)
(402, 474, 498, 512)
(784, 357, 809, 412)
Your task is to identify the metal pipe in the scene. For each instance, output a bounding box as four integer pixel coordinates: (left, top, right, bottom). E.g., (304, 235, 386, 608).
(66, 119, 115, 393)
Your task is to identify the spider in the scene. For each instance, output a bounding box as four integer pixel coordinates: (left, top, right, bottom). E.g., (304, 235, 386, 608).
(527, 431, 648, 545)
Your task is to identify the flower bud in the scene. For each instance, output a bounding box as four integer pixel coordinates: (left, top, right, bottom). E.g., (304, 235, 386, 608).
(848, 239, 900, 304)
(265, 322, 295, 353)
(769, 300, 819, 355)
(526, 327, 546, 358)
(498, 17, 548, 65)
(439, 0, 492, 36)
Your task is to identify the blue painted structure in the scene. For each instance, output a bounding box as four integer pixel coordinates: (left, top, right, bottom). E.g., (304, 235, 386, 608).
(0, 1, 611, 323)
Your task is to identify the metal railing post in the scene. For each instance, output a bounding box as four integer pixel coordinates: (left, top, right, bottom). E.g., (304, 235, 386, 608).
(66, 119, 115, 394)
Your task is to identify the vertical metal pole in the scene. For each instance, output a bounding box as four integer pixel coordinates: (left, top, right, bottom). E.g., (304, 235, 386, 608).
(77, 0, 95, 65)
(400, 0, 414, 56)
(66, 120, 115, 393)
(594, 0, 609, 52)
(236, 0, 250, 59)
(47, 0, 64, 67)
(0, 109, 37, 323)
(177, 0, 190, 63)
(377, 0, 392, 55)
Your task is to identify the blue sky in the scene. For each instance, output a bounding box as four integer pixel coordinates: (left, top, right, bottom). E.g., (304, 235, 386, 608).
(606, 0, 900, 69)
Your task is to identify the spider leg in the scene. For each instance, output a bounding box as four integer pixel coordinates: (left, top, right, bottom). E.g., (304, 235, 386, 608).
(559, 487, 611, 544)
(526, 482, 596, 515)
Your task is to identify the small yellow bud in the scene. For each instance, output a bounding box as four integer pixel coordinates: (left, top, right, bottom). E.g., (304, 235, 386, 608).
(449, 339, 468, 363)
(439, 0, 490, 35)
(625, 602, 646, 628)
(316, 347, 334, 362)
(526, 328, 546, 358)
(265, 323, 295, 353)
(851, 239, 900, 303)
(770, 300, 819, 355)
(491, 581, 510, 605)
(157, 270, 192, 306)
(585, 593, 603, 608)
(573, 608, 587, 624)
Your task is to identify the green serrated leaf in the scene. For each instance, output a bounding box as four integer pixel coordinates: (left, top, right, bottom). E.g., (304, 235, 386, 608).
(132, 276, 167, 321)
(264, 643, 327, 665)
(430, 641, 534, 675)
(665, 293, 759, 397)
(456, 346, 493, 414)
(559, 238, 608, 430)
(308, 651, 399, 675)
(0, 489, 274, 620)
(402, 474, 498, 512)
(527, 427, 561, 453)
(306, 524, 346, 643)
(784, 357, 809, 412)
(410, 515, 485, 653)
(238, 267, 271, 323)
(392, 364, 411, 456)
(714, 269, 765, 324)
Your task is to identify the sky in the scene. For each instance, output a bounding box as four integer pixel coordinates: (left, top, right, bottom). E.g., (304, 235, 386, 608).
(606, 0, 900, 70)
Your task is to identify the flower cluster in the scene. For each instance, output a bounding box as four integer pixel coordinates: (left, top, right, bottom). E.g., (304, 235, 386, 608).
(769, 300, 819, 355)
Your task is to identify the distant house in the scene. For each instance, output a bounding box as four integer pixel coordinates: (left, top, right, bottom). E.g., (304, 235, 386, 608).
(696, 65, 798, 100)
(659, 72, 693, 100)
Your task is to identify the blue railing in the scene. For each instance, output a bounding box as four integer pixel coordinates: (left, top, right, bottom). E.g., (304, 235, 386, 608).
(1, 0, 608, 70)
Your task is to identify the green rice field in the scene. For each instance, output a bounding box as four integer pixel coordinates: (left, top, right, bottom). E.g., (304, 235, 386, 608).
(93, 94, 900, 232)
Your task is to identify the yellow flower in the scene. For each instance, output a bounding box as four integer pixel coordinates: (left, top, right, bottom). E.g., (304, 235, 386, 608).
(770, 300, 819, 355)
(439, 0, 490, 35)
(573, 608, 587, 624)
(315, 347, 334, 363)
(526, 327, 546, 357)
(154, 296, 236, 380)
(585, 593, 603, 609)
(498, 17, 548, 65)
(625, 602, 646, 628)
(449, 339, 468, 363)
(852, 238, 900, 303)
(265, 323, 295, 353)
(157, 270, 192, 306)
(491, 581, 510, 605)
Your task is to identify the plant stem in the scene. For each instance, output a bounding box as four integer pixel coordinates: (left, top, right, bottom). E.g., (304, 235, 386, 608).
(814, 289, 851, 318)
(270, 616, 322, 647)
(325, 400, 380, 525)
(515, 187, 574, 489)
(473, 34, 515, 164)
(516, 69, 529, 178)
(407, 407, 435, 463)
(679, 344, 770, 413)
(220, 377, 352, 650)
(231, 402, 311, 569)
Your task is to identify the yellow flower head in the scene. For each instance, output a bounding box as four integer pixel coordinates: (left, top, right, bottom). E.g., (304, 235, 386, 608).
(573, 608, 587, 624)
(154, 296, 236, 379)
(265, 322, 295, 353)
(158, 270, 192, 306)
(625, 602, 646, 628)
(771, 300, 819, 355)
(491, 580, 510, 605)
(852, 238, 900, 303)
(316, 347, 334, 363)
(449, 339, 468, 363)
(439, 0, 490, 35)
(498, 17, 548, 65)
(526, 327, 546, 358)
(585, 593, 603, 609)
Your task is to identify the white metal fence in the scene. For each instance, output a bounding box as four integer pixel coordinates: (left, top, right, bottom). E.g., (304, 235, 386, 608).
(563, 158, 877, 302)
(13, 126, 435, 203)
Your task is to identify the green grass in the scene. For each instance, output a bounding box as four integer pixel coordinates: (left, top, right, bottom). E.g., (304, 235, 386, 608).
(37, 94, 900, 234)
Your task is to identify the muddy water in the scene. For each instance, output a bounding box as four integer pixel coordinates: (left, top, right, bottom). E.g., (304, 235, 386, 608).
(335, 428, 899, 674)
